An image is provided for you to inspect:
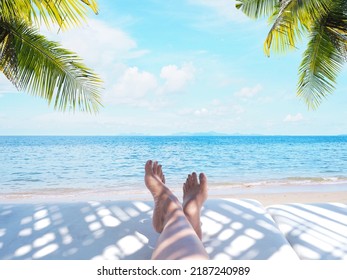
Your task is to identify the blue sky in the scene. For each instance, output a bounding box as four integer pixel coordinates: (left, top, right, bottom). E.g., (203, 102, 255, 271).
(1, 0, 347, 135)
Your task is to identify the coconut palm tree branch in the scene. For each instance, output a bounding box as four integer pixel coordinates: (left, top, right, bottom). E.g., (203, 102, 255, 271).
(235, 0, 279, 19)
(323, 0, 347, 60)
(0, 18, 102, 112)
(263, 0, 333, 56)
(264, 4, 301, 56)
(0, 0, 99, 30)
(298, 18, 345, 109)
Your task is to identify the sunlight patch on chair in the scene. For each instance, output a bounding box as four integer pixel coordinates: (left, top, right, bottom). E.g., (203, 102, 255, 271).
(218, 228, 235, 241)
(117, 233, 145, 256)
(14, 244, 32, 257)
(201, 216, 223, 235)
(204, 210, 231, 224)
(33, 233, 56, 248)
(85, 214, 97, 223)
(276, 221, 294, 235)
(220, 203, 242, 215)
(242, 213, 255, 220)
(125, 207, 139, 217)
(89, 221, 102, 231)
(229, 236, 256, 256)
(19, 228, 32, 237)
(34, 209, 48, 220)
(59, 227, 73, 245)
(214, 252, 232, 260)
(0, 228, 6, 237)
(111, 207, 131, 222)
(33, 243, 59, 259)
(245, 228, 264, 240)
(102, 215, 121, 227)
(133, 201, 151, 212)
(20, 216, 33, 225)
(231, 222, 243, 230)
(34, 218, 51, 231)
(101, 245, 121, 259)
(97, 208, 112, 217)
(293, 244, 321, 259)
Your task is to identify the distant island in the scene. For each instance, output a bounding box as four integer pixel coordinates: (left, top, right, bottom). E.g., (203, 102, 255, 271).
(170, 132, 263, 137)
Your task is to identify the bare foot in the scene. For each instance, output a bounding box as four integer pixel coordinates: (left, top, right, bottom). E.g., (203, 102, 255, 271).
(144, 160, 181, 233)
(183, 172, 208, 240)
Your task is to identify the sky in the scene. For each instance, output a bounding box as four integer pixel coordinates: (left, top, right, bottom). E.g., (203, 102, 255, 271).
(1, 0, 347, 136)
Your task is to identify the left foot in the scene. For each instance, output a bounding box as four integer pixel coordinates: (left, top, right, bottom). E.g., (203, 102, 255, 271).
(183, 172, 208, 240)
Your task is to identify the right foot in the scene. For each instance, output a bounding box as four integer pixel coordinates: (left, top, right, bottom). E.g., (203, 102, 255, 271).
(183, 172, 208, 240)
(144, 160, 181, 233)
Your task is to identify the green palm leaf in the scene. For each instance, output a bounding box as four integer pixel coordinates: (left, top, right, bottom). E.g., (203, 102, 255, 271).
(235, 0, 278, 19)
(264, 0, 333, 56)
(0, 0, 99, 30)
(238, 0, 346, 109)
(298, 20, 344, 109)
(0, 18, 102, 112)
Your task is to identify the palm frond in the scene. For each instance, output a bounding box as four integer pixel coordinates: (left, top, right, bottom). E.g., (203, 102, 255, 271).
(324, 0, 347, 60)
(298, 20, 344, 109)
(0, 18, 102, 112)
(235, 0, 279, 19)
(264, 1, 301, 56)
(264, 0, 333, 56)
(0, 0, 99, 30)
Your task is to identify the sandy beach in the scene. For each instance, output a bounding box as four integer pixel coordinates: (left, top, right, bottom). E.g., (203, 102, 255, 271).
(1, 183, 347, 206)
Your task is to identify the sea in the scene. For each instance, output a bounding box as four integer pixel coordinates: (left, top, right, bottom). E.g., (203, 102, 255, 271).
(1, 136, 347, 200)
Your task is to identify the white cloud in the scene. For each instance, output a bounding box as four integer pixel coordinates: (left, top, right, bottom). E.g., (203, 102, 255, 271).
(235, 84, 263, 99)
(106, 67, 158, 105)
(44, 19, 146, 67)
(104, 62, 196, 108)
(194, 108, 209, 116)
(284, 113, 304, 122)
(160, 63, 195, 93)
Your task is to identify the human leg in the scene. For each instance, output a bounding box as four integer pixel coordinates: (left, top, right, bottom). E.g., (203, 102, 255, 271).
(144, 160, 209, 260)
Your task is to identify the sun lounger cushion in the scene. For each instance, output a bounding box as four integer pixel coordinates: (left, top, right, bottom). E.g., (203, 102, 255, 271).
(267, 203, 347, 260)
(0, 199, 299, 260)
(202, 199, 299, 260)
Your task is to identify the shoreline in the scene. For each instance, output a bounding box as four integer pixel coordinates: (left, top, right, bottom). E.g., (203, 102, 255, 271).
(1, 184, 347, 206)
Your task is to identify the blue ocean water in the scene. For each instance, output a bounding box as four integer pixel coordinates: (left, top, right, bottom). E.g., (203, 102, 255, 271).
(1, 136, 347, 197)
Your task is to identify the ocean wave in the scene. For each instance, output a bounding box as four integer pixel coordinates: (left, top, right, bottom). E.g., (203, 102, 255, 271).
(210, 176, 347, 189)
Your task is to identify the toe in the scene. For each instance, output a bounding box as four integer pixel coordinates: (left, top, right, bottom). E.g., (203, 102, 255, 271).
(153, 161, 158, 174)
(188, 174, 192, 185)
(199, 173, 207, 184)
(145, 160, 153, 174)
(158, 164, 163, 177)
(192, 172, 198, 185)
